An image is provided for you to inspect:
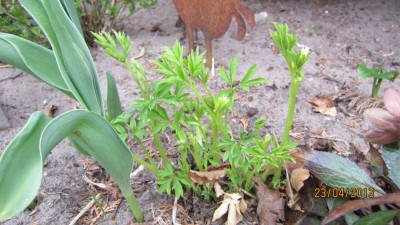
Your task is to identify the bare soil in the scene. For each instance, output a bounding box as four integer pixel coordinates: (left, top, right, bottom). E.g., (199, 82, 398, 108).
(1, 0, 400, 224)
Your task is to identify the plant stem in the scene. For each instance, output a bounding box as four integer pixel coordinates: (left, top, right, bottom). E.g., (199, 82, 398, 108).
(132, 153, 157, 174)
(150, 120, 170, 167)
(372, 78, 382, 98)
(123, 189, 144, 222)
(282, 82, 299, 144)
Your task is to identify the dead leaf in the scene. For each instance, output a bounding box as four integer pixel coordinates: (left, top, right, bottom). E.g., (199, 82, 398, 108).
(308, 97, 337, 117)
(44, 105, 57, 117)
(240, 117, 248, 130)
(214, 182, 224, 197)
(290, 168, 310, 192)
(287, 151, 308, 171)
(322, 193, 400, 225)
(254, 177, 285, 225)
(133, 46, 146, 59)
(212, 193, 247, 225)
(188, 169, 226, 185)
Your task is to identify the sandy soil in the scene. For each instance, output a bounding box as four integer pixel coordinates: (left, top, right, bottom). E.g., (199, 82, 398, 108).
(1, 0, 400, 224)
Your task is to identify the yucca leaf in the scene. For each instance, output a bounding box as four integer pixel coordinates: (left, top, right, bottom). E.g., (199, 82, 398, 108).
(0, 33, 72, 97)
(20, 0, 104, 116)
(0, 110, 143, 221)
(106, 72, 123, 120)
(0, 112, 52, 221)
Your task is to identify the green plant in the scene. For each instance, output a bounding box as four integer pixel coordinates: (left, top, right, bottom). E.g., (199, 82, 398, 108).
(0, 0, 143, 222)
(357, 62, 398, 98)
(269, 22, 312, 186)
(75, 0, 157, 46)
(94, 22, 305, 199)
(0, 0, 46, 44)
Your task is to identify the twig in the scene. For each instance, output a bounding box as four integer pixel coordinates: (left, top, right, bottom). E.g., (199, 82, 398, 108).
(0, 72, 23, 82)
(0, 64, 13, 69)
(69, 193, 101, 225)
(130, 164, 145, 179)
(172, 197, 181, 225)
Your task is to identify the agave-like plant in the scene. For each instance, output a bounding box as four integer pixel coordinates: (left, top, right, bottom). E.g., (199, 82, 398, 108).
(0, 0, 143, 222)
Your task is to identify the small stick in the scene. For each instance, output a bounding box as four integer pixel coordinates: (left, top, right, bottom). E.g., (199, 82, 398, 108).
(172, 197, 181, 225)
(69, 193, 101, 225)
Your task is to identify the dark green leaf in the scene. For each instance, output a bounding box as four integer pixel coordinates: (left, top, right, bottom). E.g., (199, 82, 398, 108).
(353, 210, 399, 225)
(106, 72, 123, 120)
(304, 151, 385, 195)
(382, 142, 400, 188)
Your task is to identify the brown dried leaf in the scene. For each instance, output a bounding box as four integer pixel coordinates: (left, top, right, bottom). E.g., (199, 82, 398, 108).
(188, 169, 226, 185)
(44, 105, 57, 117)
(212, 193, 247, 225)
(290, 168, 310, 192)
(240, 117, 248, 130)
(255, 178, 285, 225)
(322, 193, 400, 225)
(308, 97, 337, 117)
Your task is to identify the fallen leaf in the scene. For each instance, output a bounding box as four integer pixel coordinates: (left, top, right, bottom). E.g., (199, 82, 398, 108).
(188, 169, 226, 185)
(304, 151, 385, 195)
(254, 177, 285, 225)
(290, 167, 310, 192)
(44, 105, 57, 117)
(214, 182, 224, 197)
(212, 192, 247, 225)
(133, 46, 146, 59)
(308, 97, 337, 117)
(322, 193, 400, 225)
(240, 117, 248, 130)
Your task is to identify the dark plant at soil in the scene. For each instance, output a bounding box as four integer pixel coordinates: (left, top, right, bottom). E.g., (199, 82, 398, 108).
(75, 0, 157, 46)
(0, 0, 46, 44)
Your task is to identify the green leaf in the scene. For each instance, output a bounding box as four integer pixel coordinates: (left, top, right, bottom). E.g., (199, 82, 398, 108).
(21, 0, 104, 116)
(0, 33, 72, 97)
(304, 151, 385, 195)
(0, 112, 51, 221)
(229, 55, 239, 83)
(106, 72, 123, 120)
(353, 210, 400, 225)
(358, 62, 398, 81)
(40, 110, 141, 220)
(219, 67, 231, 86)
(0, 110, 142, 221)
(60, 0, 83, 36)
(240, 64, 257, 84)
(382, 143, 400, 188)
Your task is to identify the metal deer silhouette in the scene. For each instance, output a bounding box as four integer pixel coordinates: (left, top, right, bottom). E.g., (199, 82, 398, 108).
(172, 0, 255, 68)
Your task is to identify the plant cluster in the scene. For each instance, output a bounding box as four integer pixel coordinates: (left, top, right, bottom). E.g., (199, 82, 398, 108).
(0, 0, 46, 44)
(75, 0, 157, 46)
(94, 22, 311, 200)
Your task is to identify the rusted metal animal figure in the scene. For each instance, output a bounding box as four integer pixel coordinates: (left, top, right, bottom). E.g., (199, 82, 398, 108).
(172, 0, 255, 68)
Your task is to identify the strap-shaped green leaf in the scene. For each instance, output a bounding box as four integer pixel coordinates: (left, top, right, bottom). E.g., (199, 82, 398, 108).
(0, 112, 52, 221)
(40, 110, 142, 220)
(20, 0, 104, 116)
(0, 33, 72, 97)
(0, 110, 142, 221)
(106, 72, 123, 120)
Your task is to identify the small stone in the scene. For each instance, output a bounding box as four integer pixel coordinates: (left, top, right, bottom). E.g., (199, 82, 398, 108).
(0, 106, 10, 131)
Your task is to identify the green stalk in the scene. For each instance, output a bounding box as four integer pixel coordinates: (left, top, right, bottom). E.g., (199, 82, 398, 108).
(150, 120, 170, 167)
(132, 153, 157, 174)
(123, 190, 144, 222)
(125, 60, 146, 98)
(135, 137, 157, 169)
(282, 82, 300, 144)
(372, 78, 382, 98)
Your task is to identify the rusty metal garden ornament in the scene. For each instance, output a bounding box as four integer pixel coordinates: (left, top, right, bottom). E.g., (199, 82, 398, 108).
(172, 0, 255, 68)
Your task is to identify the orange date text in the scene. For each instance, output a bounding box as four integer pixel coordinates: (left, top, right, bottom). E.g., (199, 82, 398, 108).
(314, 187, 375, 198)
